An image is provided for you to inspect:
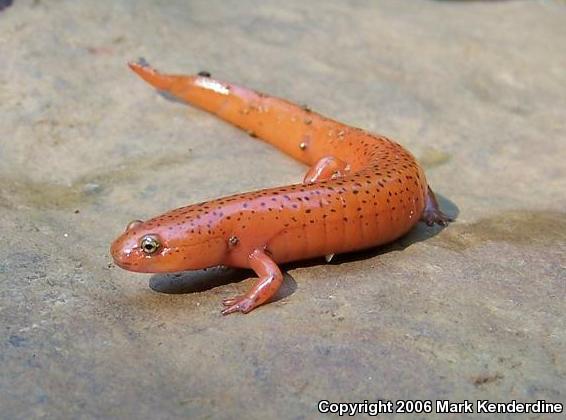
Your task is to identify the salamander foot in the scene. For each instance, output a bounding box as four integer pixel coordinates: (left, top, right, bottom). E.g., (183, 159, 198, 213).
(221, 295, 256, 315)
(421, 186, 453, 226)
(422, 208, 452, 226)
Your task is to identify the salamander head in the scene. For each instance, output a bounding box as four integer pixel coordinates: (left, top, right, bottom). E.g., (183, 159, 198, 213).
(110, 216, 228, 273)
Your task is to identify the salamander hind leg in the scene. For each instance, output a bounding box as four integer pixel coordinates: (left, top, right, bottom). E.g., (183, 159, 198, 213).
(303, 156, 349, 184)
(421, 186, 453, 226)
(221, 249, 283, 315)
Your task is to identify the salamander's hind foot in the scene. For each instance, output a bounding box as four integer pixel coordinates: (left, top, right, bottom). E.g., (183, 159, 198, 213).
(421, 186, 453, 227)
(422, 207, 452, 226)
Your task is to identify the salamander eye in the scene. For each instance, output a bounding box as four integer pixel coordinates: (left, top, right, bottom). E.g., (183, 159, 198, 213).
(140, 235, 160, 254)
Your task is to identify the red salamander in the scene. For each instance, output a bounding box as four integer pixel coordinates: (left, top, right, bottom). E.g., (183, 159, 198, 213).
(110, 61, 452, 315)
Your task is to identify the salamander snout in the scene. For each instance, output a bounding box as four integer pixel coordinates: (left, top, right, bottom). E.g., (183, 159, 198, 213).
(110, 219, 169, 272)
(110, 231, 164, 272)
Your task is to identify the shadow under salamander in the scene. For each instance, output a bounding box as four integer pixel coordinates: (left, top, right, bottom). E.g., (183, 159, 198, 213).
(149, 268, 297, 304)
(149, 193, 458, 301)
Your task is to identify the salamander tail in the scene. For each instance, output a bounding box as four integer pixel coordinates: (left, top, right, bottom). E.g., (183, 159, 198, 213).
(128, 59, 176, 91)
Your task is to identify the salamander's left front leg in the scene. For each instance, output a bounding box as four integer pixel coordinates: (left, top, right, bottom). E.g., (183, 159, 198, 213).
(221, 249, 283, 315)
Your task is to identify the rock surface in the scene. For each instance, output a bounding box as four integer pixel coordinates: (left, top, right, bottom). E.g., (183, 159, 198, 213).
(1, 0, 565, 418)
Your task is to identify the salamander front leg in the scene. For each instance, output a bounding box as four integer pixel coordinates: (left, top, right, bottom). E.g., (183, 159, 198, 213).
(303, 156, 349, 184)
(221, 249, 283, 315)
(421, 186, 453, 226)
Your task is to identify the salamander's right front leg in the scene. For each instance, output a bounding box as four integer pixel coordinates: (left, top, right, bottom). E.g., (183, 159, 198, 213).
(303, 156, 349, 184)
(221, 249, 283, 315)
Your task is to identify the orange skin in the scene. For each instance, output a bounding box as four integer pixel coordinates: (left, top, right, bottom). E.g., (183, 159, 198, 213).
(111, 61, 452, 315)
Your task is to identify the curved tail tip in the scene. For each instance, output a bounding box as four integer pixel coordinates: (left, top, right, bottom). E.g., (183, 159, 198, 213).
(128, 57, 153, 71)
(127, 58, 162, 83)
(127, 58, 176, 91)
